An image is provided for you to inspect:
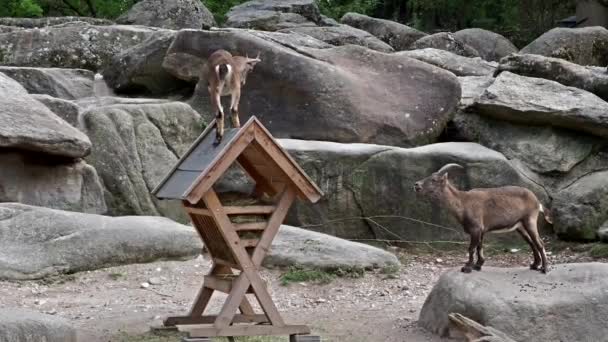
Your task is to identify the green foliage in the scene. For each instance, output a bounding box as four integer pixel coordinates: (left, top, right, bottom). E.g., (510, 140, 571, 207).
(589, 243, 608, 258)
(316, 0, 379, 20)
(202, 0, 249, 24)
(280, 266, 336, 285)
(0, 0, 44, 17)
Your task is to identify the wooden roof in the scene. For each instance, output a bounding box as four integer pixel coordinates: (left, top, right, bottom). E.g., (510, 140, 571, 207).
(152, 116, 323, 204)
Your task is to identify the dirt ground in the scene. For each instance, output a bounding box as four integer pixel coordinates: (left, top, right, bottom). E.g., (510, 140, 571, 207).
(0, 239, 604, 342)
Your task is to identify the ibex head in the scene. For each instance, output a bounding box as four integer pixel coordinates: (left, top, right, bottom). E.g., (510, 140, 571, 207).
(414, 163, 464, 200)
(238, 52, 261, 85)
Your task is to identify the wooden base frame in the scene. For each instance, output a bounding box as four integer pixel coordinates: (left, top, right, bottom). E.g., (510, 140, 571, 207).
(163, 187, 311, 339)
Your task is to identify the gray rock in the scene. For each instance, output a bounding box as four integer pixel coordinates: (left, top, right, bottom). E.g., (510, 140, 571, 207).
(397, 48, 496, 76)
(0, 72, 91, 158)
(81, 100, 204, 222)
(0, 24, 167, 71)
(552, 170, 608, 241)
(419, 263, 608, 342)
(341, 12, 427, 51)
(32, 95, 81, 129)
(264, 225, 400, 269)
(0, 308, 77, 342)
(0, 25, 22, 33)
(225, 0, 322, 31)
(521, 26, 608, 66)
(320, 14, 339, 27)
(599, 222, 608, 242)
(116, 0, 216, 30)
(279, 139, 547, 240)
(495, 53, 608, 101)
(0, 16, 112, 28)
(472, 71, 608, 139)
(166, 29, 461, 146)
(410, 32, 480, 58)
(0, 203, 202, 280)
(458, 76, 494, 108)
(0, 66, 94, 100)
(102, 30, 187, 95)
(452, 111, 600, 174)
(453, 28, 518, 62)
(278, 25, 394, 52)
(0, 152, 106, 214)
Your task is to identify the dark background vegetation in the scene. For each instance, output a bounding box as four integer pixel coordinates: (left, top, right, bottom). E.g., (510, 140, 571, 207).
(0, 0, 576, 46)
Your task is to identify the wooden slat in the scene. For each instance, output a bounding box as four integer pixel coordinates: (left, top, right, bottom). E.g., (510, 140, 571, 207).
(164, 314, 268, 326)
(179, 324, 311, 337)
(186, 206, 276, 216)
(213, 258, 240, 270)
(241, 239, 259, 248)
(234, 222, 267, 231)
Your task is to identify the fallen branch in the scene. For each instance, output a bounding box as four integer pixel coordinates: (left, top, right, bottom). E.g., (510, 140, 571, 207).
(448, 313, 517, 342)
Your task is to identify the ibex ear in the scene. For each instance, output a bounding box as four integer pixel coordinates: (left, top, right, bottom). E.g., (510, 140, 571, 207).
(441, 173, 448, 183)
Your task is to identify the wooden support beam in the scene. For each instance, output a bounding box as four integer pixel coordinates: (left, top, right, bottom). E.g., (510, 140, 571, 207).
(179, 324, 311, 337)
(234, 222, 267, 231)
(186, 206, 276, 216)
(164, 314, 268, 326)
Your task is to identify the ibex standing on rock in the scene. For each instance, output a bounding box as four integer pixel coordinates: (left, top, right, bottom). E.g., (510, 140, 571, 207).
(414, 164, 552, 274)
(206, 49, 261, 145)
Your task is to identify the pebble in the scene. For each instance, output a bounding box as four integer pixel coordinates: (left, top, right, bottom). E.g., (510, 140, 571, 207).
(140, 282, 150, 289)
(148, 277, 162, 285)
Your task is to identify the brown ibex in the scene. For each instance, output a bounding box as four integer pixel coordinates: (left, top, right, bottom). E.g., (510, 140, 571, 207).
(414, 164, 552, 274)
(206, 49, 261, 145)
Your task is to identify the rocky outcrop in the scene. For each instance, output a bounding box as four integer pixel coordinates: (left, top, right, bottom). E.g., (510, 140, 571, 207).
(472, 71, 608, 139)
(419, 263, 608, 342)
(116, 0, 216, 30)
(0, 66, 94, 100)
(0, 23, 167, 71)
(340, 12, 426, 50)
(81, 99, 204, 222)
(552, 170, 608, 241)
(0, 16, 112, 28)
(0, 72, 90, 158)
(457, 75, 494, 107)
(410, 32, 480, 57)
(0, 152, 106, 214)
(32, 95, 81, 129)
(397, 48, 496, 76)
(0, 308, 77, 342)
(279, 25, 394, 52)
(0, 203, 202, 280)
(166, 29, 460, 146)
(225, 0, 322, 31)
(102, 30, 188, 95)
(279, 139, 547, 240)
(453, 28, 517, 62)
(521, 26, 608, 66)
(495, 53, 608, 101)
(264, 225, 400, 269)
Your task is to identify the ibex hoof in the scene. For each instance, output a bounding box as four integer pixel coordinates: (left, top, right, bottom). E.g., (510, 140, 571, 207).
(473, 265, 482, 271)
(530, 263, 540, 270)
(540, 266, 550, 274)
(213, 137, 222, 146)
(461, 266, 472, 273)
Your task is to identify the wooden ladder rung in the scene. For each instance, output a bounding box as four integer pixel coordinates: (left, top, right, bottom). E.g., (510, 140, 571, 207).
(234, 222, 267, 231)
(225, 205, 276, 215)
(241, 239, 259, 248)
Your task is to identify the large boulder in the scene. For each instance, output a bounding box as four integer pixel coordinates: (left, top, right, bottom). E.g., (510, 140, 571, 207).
(81, 99, 204, 223)
(457, 75, 494, 108)
(0, 152, 106, 214)
(495, 53, 608, 101)
(521, 26, 608, 66)
(102, 30, 189, 95)
(0, 72, 90, 158)
(0, 203, 202, 280)
(263, 225, 400, 269)
(225, 0, 322, 31)
(0, 23, 167, 71)
(472, 71, 608, 139)
(278, 25, 394, 52)
(116, 0, 216, 30)
(32, 95, 81, 128)
(419, 263, 608, 342)
(166, 29, 461, 146)
(0, 308, 77, 342)
(0, 16, 112, 28)
(0, 66, 94, 100)
(279, 139, 547, 240)
(340, 12, 427, 51)
(552, 170, 608, 241)
(453, 28, 518, 62)
(410, 32, 480, 58)
(397, 48, 496, 76)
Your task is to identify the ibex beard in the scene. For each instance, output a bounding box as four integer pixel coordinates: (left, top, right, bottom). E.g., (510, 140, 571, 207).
(206, 49, 261, 146)
(414, 163, 552, 274)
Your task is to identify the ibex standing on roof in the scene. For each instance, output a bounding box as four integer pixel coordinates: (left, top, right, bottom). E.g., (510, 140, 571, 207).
(206, 49, 261, 145)
(414, 164, 552, 274)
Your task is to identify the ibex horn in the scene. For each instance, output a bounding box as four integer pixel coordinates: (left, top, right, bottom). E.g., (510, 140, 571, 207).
(436, 163, 464, 175)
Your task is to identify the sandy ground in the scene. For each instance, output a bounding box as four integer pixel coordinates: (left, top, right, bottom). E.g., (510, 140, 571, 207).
(0, 241, 601, 342)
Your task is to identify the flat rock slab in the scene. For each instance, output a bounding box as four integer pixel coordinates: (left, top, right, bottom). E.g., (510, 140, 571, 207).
(0, 203, 203, 280)
(397, 48, 496, 76)
(0, 72, 91, 158)
(279, 25, 394, 52)
(0, 66, 94, 100)
(0, 308, 77, 342)
(419, 263, 608, 342)
(225, 0, 322, 31)
(410, 32, 479, 58)
(116, 0, 216, 30)
(264, 225, 400, 269)
(340, 12, 426, 51)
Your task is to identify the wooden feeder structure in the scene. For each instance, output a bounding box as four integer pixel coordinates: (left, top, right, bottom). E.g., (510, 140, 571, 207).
(152, 116, 323, 341)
